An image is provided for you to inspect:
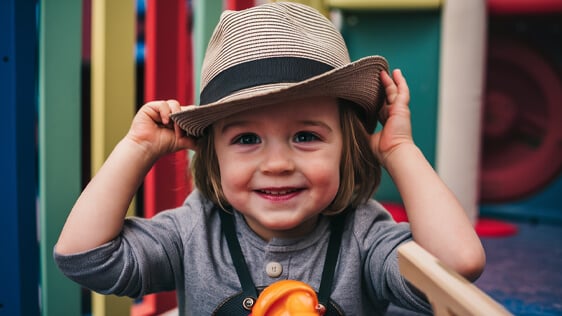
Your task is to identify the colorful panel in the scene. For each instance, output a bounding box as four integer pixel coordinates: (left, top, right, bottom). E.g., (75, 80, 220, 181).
(38, 1, 84, 315)
(90, 0, 136, 315)
(340, 9, 441, 202)
(133, 0, 193, 313)
(1, 1, 40, 315)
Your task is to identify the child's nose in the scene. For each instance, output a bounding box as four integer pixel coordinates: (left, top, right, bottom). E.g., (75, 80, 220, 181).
(260, 142, 295, 174)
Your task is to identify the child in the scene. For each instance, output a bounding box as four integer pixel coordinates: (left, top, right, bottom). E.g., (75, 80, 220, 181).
(55, 2, 485, 315)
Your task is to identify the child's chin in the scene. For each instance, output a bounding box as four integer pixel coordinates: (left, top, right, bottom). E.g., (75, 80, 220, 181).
(262, 221, 297, 232)
(262, 221, 314, 238)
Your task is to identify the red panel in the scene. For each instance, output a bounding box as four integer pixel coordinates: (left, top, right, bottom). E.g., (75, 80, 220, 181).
(488, 0, 562, 14)
(132, 0, 193, 315)
(131, 292, 177, 316)
(143, 0, 193, 216)
(225, 0, 254, 10)
(382, 203, 518, 237)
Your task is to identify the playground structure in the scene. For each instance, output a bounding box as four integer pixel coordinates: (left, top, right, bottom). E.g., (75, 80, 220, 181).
(2, 0, 561, 315)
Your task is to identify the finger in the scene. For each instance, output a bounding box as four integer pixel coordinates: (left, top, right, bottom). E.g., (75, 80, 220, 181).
(380, 70, 398, 104)
(157, 101, 174, 125)
(392, 69, 410, 104)
(141, 101, 167, 124)
(167, 99, 181, 112)
(174, 123, 197, 150)
(144, 101, 172, 123)
(167, 99, 182, 120)
(168, 100, 195, 148)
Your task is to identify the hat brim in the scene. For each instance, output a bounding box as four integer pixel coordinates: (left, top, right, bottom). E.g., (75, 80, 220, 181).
(171, 56, 388, 137)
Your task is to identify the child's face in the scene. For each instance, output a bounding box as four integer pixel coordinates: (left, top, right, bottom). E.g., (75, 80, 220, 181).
(213, 97, 342, 240)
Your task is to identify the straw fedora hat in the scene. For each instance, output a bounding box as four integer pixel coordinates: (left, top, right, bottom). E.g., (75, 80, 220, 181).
(171, 2, 388, 136)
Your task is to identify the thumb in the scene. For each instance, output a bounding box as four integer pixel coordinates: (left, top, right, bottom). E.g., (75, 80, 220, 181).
(174, 123, 197, 151)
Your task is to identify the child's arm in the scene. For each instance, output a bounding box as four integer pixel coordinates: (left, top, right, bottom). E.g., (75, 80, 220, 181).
(372, 70, 485, 281)
(55, 100, 195, 255)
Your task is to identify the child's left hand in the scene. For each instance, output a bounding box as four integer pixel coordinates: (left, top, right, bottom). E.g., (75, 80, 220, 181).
(370, 69, 415, 166)
(371, 70, 486, 281)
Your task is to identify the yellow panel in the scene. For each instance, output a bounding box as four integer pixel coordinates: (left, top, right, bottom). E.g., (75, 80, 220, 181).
(93, 293, 134, 316)
(90, 0, 135, 314)
(269, 0, 330, 17)
(326, 0, 442, 10)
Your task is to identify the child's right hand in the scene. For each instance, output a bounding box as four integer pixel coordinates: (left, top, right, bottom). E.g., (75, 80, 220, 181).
(126, 100, 196, 159)
(55, 100, 195, 255)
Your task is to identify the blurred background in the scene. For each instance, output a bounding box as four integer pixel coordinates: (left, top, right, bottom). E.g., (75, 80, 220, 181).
(2, 0, 561, 315)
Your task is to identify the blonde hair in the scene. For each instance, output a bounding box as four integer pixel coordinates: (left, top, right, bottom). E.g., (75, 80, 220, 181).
(191, 100, 381, 214)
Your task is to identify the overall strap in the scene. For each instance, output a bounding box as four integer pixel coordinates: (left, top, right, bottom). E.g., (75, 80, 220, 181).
(219, 208, 259, 299)
(318, 210, 348, 307)
(218, 206, 349, 310)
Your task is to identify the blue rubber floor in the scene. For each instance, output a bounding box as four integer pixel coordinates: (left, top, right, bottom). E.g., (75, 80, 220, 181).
(475, 221, 562, 315)
(387, 219, 562, 315)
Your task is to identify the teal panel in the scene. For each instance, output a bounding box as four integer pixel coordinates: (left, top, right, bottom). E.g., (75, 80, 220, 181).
(194, 0, 223, 104)
(38, 0, 82, 315)
(341, 10, 441, 202)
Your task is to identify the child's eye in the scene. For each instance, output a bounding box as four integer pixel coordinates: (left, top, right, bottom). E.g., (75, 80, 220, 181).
(233, 133, 261, 145)
(294, 132, 319, 143)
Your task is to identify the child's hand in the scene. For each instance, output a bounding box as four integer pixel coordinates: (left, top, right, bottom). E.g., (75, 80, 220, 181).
(370, 69, 414, 166)
(126, 100, 196, 158)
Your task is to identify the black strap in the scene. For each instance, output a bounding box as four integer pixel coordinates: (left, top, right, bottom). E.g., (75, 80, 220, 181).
(218, 206, 348, 309)
(219, 208, 259, 299)
(318, 210, 347, 306)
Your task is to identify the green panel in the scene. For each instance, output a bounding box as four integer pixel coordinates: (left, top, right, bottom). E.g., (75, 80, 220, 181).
(194, 0, 223, 104)
(38, 1, 82, 315)
(341, 10, 441, 202)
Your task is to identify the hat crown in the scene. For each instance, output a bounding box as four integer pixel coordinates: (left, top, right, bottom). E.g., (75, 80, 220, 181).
(200, 2, 351, 94)
(171, 2, 388, 137)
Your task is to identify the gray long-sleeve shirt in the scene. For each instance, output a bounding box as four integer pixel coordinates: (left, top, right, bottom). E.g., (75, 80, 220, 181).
(54, 190, 431, 315)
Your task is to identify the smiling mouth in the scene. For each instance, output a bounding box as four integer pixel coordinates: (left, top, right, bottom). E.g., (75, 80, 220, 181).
(258, 188, 301, 195)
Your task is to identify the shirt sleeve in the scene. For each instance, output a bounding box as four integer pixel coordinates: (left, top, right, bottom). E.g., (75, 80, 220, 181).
(357, 201, 433, 314)
(53, 209, 190, 299)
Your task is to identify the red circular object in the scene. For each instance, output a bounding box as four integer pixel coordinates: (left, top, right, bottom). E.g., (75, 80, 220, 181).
(475, 218, 518, 237)
(481, 40, 562, 202)
(483, 91, 518, 139)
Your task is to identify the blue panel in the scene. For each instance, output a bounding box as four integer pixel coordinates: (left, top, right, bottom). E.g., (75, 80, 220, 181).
(481, 174, 562, 225)
(0, 0, 40, 315)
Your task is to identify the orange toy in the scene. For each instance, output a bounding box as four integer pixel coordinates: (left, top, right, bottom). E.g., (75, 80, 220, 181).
(250, 280, 326, 316)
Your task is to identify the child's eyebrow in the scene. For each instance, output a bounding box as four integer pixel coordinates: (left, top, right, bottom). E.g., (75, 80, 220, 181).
(297, 120, 334, 132)
(219, 120, 251, 134)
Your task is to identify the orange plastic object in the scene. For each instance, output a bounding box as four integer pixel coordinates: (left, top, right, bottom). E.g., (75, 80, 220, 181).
(250, 280, 325, 316)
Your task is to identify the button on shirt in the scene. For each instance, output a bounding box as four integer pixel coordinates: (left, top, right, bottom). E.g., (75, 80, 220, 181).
(266, 261, 283, 278)
(234, 210, 331, 290)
